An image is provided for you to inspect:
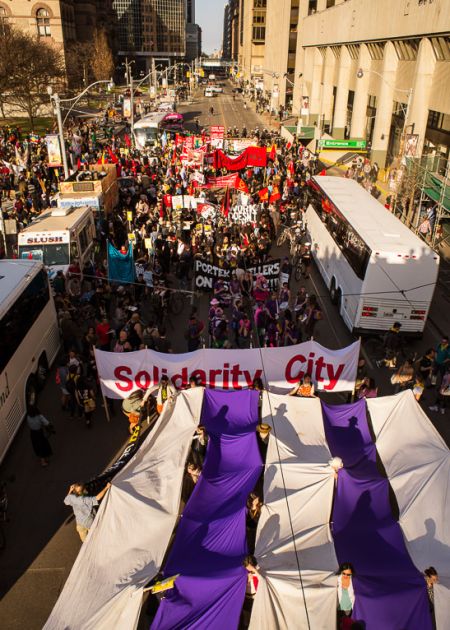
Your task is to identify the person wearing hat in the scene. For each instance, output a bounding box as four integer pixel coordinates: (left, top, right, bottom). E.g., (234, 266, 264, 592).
(377, 322, 403, 368)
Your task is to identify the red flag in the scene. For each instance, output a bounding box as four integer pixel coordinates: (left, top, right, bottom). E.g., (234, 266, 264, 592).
(269, 186, 281, 203)
(268, 144, 276, 161)
(171, 147, 177, 165)
(236, 177, 249, 193)
(124, 133, 131, 148)
(258, 187, 269, 202)
(286, 141, 292, 150)
(107, 147, 119, 164)
(221, 186, 230, 217)
(319, 169, 327, 176)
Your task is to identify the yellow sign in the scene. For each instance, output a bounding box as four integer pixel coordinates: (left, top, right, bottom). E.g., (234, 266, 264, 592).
(186, 71, 191, 78)
(199, 69, 205, 77)
(128, 233, 135, 241)
(144, 238, 152, 250)
(126, 211, 133, 222)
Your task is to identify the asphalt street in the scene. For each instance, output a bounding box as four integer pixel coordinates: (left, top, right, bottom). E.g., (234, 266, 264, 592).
(0, 85, 448, 630)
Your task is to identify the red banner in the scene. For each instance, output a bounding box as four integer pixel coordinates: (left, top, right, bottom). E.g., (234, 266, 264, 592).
(213, 147, 267, 171)
(203, 174, 238, 188)
(210, 125, 225, 140)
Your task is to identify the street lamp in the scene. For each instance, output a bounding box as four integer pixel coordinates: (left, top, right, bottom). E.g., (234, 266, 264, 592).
(47, 79, 115, 179)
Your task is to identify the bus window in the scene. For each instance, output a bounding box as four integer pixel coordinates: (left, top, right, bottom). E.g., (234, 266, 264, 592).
(312, 196, 371, 280)
(70, 241, 80, 262)
(0, 270, 49, 372)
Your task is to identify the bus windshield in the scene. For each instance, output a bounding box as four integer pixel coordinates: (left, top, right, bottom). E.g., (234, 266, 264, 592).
(19, 244, 70, 266)
(135, 128, 158, 145)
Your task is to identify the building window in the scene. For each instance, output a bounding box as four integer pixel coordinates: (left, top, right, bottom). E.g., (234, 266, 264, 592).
(36, 8, 51, 37)
(326, 0, 335, 7)
(427, 110, 450, 132)
(308, 0, 317, 15)
(253, 0, 267, 6)
(430, 36, 450, 61)
(252, 26, 265, 42)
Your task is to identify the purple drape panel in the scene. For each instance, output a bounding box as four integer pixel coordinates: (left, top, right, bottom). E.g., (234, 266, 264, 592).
(151, 389, 263, 630)
(321, 399, 431, 630)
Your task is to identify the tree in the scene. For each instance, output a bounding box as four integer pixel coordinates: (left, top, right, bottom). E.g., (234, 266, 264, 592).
(0, 24, 65, 126)
(90, 29, 114, 83)
(66, 41, 94, 89)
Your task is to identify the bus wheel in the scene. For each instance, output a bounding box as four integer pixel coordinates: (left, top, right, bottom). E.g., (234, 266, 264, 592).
(330, 279, 338, 305)
(26, 376, 38, 408)
(37, 356, 48, 390)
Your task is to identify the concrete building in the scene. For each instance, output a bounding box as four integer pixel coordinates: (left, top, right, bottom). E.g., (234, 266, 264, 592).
(229, 0, 240, 62)
(0, 0, 115, 79)
(186, 22, 201, 61)
(263, 0, 299, 111)
(113, 0, 186, 71)
(291, 0, 450, 167)
(238, 0, 267, 85)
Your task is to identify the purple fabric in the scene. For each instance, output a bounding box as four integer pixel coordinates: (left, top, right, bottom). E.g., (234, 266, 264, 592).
(321, 399, 431, 630)
(151, 389, 262, 630)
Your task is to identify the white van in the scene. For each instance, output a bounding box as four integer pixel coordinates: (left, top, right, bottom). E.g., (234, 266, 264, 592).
(204, 87, 217, 98)
(17, 206, 96, 281)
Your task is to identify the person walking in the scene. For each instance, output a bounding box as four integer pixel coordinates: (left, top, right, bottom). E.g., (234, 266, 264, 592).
(26, 404, 54, 467)
(64, 482, 111, 542)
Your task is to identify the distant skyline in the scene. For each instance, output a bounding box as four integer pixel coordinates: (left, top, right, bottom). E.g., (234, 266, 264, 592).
(196, 0, 227, 54)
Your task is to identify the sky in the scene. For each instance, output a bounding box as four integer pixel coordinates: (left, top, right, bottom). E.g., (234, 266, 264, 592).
(195, 0, 227, 55)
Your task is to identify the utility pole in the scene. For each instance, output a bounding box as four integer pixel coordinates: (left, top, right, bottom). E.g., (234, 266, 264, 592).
(47, 88, 69, 180)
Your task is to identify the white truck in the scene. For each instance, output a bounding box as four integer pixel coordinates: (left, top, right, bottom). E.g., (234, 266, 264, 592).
(17, 206, 95, 281)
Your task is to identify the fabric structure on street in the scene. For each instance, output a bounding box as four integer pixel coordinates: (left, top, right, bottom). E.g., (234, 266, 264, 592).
(44, 388, 204, 630)
(151, 389, 262, 630)
(322, 397, 432, 630)
(44, 389, 449, 630)
(367, 391, 450, 630)
(249, 394, 338, 630)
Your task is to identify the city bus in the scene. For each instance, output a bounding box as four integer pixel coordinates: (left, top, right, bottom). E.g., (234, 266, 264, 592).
(133, 112, 167, 149)
(306, 176, 440, 334)
(0, 260, 60, 462)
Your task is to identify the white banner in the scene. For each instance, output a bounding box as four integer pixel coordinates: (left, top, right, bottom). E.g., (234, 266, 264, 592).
(229, 204, 258, 224)
(95, 340, 360, 399)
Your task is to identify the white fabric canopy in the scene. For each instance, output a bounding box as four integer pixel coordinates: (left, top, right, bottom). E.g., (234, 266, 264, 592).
(250, 394, 338, 630)
(368, 391, 450, 630)
(44, 388, 204, 630)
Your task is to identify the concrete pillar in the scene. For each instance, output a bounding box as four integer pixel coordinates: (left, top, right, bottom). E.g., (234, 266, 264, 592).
(351, 44, 371, 139)
(371, 41, 399, 167)
(332, 46, 352, 139)
(322, 47, 337, 127)
(304, 47, 323, 126)
(407, 38, 436, 158)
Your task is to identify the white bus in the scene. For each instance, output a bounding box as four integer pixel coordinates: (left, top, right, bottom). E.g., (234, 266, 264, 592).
(306, 176, 440, 334)
(133, 112, 167, 149)
(0, 260, 60, 462)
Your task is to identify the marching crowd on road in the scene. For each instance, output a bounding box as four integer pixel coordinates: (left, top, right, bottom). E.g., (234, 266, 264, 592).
(0, 93, 447, 630)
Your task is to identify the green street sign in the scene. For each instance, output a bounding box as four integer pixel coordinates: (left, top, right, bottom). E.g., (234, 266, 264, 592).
(319, 139, 367, 150)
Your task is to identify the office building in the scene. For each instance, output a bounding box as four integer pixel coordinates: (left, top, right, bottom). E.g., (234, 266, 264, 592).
(263, 0, 299, 111)
(0, 1, 115, 77)
(291, 0, 450, 167)
(186, 22, 201, 60)
(222, 2, 232, 60)
(113, 0, 186, 70)
(238, 0, 267, 84)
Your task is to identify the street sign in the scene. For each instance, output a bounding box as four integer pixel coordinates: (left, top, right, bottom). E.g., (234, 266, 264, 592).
(318, 139, 367, 150)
